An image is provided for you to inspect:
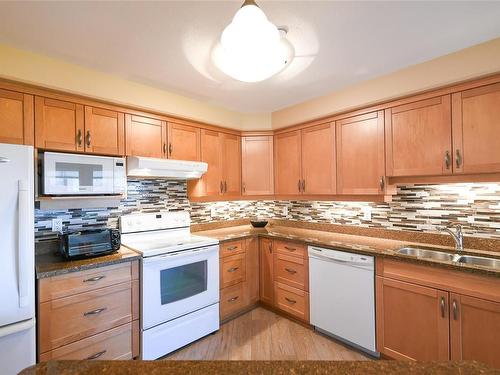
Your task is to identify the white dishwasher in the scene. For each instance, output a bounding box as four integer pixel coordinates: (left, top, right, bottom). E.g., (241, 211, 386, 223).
(308, 246, 378, 356)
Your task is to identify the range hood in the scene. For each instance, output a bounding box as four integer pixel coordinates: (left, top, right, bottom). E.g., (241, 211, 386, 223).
(126, 156, 208, 179)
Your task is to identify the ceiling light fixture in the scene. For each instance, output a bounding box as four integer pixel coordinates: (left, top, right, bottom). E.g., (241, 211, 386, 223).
(212, 0, 294, 83)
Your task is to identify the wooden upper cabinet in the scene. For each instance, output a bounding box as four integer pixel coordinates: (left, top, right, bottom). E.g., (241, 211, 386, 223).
(259, 238, 274, 306)
(167, 122, 200, 161)
(450, 294, 500, 368)
(301, 123, 336, 195)
(241, 136, 274, 195)
(452, 83, 500, 174)
(35, 97, 84, 152)
(200, 129, 223, 196)
(125, 114, 166, 158)
(274, 131, 301, 195)
(336, 111, 385, 195)
(221, 133, 241, 197)
(84, 107, 124, 156)
(0, 89, 33, 145)
(376, 277, 450, 361)
(385, 95, 452, 177)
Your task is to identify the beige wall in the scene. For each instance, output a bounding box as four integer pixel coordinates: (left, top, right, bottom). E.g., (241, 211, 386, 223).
(0, 43, 272, 131)
(272, 37, 500, 129)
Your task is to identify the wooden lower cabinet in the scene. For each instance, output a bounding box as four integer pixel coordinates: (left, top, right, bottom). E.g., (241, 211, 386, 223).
(376, 259, 500, 368)
(274, 282, 309, 322)
(259, 238, 274, 305)
(376, 276, 449, 361)
(37, 260, 140, 361)
(219, 239, 258, 321)
(450, 294, 500, 368)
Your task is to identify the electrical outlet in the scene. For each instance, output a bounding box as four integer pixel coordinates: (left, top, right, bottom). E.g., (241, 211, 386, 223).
(51, 218, 63, 233)
(362, 206, 372, 221)
(210, 207, 217, 218)
(282, 206, 288, 217)
(467, 216, 475, 224)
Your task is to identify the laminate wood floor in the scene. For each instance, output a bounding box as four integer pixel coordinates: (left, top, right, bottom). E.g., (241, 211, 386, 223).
(164, 307, 372, 361)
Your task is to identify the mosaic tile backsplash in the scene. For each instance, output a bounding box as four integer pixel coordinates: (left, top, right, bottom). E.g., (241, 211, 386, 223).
(35, 180, 500, 240)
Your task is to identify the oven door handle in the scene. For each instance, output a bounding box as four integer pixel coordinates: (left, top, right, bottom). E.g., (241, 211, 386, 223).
(142, 245, 218, 264)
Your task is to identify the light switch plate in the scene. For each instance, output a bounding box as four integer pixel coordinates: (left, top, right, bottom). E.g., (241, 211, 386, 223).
(210, 207, 217, 218)
(282, 206, 288, 217)
(362, 206, 372, 221)
(51, 218, 63, 233)
(467, 216, 475, 224)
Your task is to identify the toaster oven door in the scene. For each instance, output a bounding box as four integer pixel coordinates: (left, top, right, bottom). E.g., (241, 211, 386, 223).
(43, 152, 115, 195)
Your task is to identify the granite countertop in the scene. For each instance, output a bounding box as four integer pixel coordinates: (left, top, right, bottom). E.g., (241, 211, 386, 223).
(35, 243, 140, 279)
(21, 360, 500, 374)
(195, 224, 500, 277)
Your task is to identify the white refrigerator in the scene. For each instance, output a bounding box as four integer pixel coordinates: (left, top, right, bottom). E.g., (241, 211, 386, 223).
(0, 143, 35, 374)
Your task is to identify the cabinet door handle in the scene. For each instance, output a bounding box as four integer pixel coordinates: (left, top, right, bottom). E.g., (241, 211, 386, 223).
(284, 246, 296, 252)
(456, 149, 462, 168)
(83, 307, 107, 317)
(83, 275, 105, 283)
(228, 296, 239, 303)
(169, 142, 173, 156)
(227, 267, 239, 273)
(86, 350, 107, 360)
(77, 129, 83, 146)
(440, 297, 445, 318)
(220, 181, 224, 194)
(86, 131, 91, 147)
(224, 181, 227, 193)
(452, 300, 458, 320)
(298, 180, 301, 193)
(444, 151, 451, 169)
(302, 179, 305, 193)
(380, 176, 385, 191)
(285, 267, 297, 274)
(268, 242, 272, 254)
(285, 297, 297, 304)
(163, 143, 167, 155)
(242, 183, 246, 193)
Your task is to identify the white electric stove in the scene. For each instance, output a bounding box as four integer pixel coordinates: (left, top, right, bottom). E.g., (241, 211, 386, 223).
(120, 211, 220, 360)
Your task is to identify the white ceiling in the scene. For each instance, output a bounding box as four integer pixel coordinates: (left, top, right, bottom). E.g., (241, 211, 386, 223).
(1, 1, 500, 113)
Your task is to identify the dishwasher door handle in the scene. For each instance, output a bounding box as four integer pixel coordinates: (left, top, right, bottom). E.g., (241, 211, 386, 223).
(309, 252, 372, 269)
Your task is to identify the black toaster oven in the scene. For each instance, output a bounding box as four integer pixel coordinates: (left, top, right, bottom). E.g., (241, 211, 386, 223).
(59, 228, 121, 259)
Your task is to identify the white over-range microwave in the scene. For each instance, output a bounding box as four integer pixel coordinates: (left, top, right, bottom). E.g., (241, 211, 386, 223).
(41, 152, 126, 195)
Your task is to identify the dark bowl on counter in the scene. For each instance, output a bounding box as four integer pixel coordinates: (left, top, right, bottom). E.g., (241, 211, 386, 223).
(250, 219, 268, 228)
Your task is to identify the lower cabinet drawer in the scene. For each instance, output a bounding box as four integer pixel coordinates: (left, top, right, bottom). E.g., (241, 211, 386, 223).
(275, 253, 308, 291)
(39, 282, 133, 353)
(220, 282, 248, 320)
(220, 253, 246, 288)
(274, 282, 309, 322)
(39, 322, 133, 361)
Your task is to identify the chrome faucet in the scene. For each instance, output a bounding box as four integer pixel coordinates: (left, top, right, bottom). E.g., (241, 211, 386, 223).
(441, 224, 464, 253)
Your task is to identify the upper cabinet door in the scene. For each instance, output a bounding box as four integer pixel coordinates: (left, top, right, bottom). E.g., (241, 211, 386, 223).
(125, 114, 166, 158)
(84, 106, 124, 156)
(301, 123, 336, 195)
(274, 131, 301, 195)
(35, 97, 84, 152)
(450, 293, 500, 368)
(241, 136, 274, 195)
(452, 83, 500, 174)
(221, 133, 241, 197)
(0, 89, 33, 146)
(336, 111, 385, 195)
(200, 129, 223, 196)
(167, 122, 200, 161)
(385, 95, 452, 177)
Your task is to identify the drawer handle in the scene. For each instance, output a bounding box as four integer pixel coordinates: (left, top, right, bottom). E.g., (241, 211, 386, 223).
(84, 307, 107, 317)
(285, 297, 297, 304)
(440, 297, 446, 318)
(227, 267, 239, 273)
(226, 246, 238, 251)
(83, 275, 106, 283)
(86, 350, 107, 360)
(284, 246, 296, 251)
(228, 296, 239, 303)
(285, 268, 297, 274)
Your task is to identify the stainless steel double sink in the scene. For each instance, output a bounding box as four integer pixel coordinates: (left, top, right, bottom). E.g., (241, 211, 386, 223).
(396, 247, 500, 270)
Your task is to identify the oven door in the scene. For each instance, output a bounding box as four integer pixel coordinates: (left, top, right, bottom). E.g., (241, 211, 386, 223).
(142, 245, 219, 330)
(43, 152, 115, 195)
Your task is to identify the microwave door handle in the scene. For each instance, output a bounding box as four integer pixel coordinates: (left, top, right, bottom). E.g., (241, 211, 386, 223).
(18, 180, 30, 308)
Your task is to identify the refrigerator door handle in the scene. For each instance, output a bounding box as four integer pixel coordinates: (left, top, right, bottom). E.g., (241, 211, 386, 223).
(18, 180, 29, 308)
